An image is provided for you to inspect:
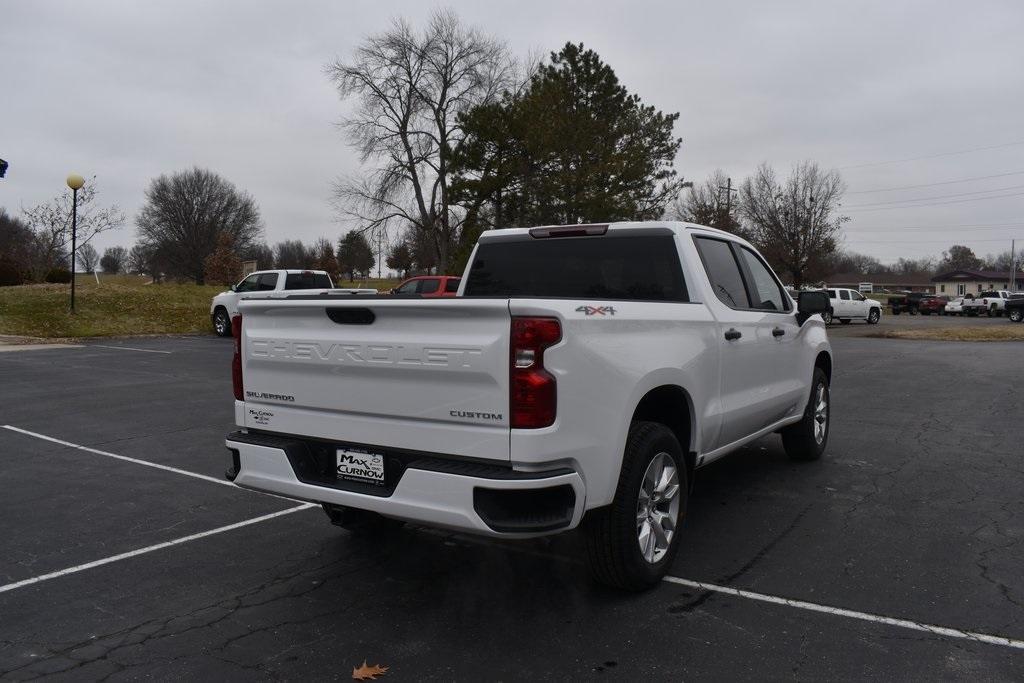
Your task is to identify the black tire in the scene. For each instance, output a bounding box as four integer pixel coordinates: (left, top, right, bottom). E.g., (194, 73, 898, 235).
(212, 307, 232, 337)
(867, 308, 880, 324)
(823, 309, 833, 325)
(322, 504, 405, 535)
(910, 308, 918, 315)
(1009, 308, 1024, 323)
(781, 367, 830, 462)
(892, 309, 901, 316)
(584, 421, 688, 591)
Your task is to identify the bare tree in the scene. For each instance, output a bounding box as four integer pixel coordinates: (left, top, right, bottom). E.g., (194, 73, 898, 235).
(135, 168, 262, 284)
(273, 240, 312, 269)
(666, 170, 744, 234)
(77, 243, 99, 273)
(739, 162, 847, 288)
(22, 177, 124, 280)
(326, 10, 517, 272)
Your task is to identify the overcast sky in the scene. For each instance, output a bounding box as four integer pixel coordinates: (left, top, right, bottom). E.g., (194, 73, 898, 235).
(3, 0, 1023, 266)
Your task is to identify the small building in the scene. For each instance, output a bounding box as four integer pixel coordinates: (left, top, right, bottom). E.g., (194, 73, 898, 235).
(824, 272, 934, 294)
(931, 270, 1024, 297)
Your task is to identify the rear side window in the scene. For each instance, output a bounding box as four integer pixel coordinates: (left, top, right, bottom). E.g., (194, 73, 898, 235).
(839, 290, 850, 300)
(284, 272, 332, 290)
(419, 278, 440, 294)
(827, 290, 836, 299)
(694, 237, 748, 308)
(257, 273, 278, 291)
(464, 234, 688, 301)
(445, 278, 461, 293)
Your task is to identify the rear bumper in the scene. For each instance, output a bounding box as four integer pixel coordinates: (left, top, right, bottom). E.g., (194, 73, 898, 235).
(225, 431, 586, 538)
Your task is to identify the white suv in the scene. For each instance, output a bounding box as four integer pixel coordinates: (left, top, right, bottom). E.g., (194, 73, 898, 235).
(825, 288, 882, 325)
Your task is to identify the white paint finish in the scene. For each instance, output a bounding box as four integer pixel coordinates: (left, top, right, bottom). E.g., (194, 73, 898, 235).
(229, 439, 585, 537)
(91, 344, 171, 354)
(0, 504, 315, 595)
(663, 576, 1024, 651)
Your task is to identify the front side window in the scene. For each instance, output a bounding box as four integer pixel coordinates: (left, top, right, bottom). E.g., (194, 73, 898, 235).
(419, 278, 440, 294)
(736, 247, 787, 311)
(395, 280, 419, 294)
(839, 290, 850, 300)
(235, 274, 259, 292)
(694, 237, 749, 308)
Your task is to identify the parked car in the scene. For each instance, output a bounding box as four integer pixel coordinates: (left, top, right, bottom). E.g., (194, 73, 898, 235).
(889, 291, 928, 315)
(944, 296, 969, 315)
(917, 295, 949, 315)
(970, 290, 1013, 317)
(210, 270, 375, 336)
(824, 288, 882, 324)
(1006, 295, 1024, 323)
(224, 221, 833, 590)
(391, 275, 461, 297)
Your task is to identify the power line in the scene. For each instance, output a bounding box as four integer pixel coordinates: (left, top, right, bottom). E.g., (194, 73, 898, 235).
(838, 139, 1024, 170)
(844, 183, 1024, 208)
(844, 189, 1024, 212)
(844, 236, 1024, 244)
(845, 224, 1024, 232)
(847, 169, 1024, 194)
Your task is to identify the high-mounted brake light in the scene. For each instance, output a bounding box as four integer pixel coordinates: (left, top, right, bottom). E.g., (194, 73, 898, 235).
(528, 224, 608, 238)
(510, 317, 561, 429)
(231, 315, 243, 401)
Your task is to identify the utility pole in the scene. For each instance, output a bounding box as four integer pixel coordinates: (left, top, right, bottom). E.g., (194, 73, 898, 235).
(717, 177, 738, 230)
(1011, 239, 1017, 292)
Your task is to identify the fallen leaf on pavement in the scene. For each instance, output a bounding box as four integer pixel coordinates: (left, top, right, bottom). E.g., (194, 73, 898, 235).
(352, 660, 389, 680)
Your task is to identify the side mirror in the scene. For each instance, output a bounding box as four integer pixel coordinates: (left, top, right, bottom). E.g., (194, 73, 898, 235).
(230, 284, 238, 292)
(797, 291, 830, 324)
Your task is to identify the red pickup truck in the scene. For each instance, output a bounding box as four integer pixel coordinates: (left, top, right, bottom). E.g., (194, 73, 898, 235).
(391, 275, 461, 297)
(917, 295, 949, 315)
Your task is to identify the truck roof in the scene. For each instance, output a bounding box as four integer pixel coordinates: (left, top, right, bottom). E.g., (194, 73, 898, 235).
(476, 221, 742, 243)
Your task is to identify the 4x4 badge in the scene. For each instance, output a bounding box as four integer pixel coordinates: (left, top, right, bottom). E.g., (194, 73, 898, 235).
(576, 305, 616, 316)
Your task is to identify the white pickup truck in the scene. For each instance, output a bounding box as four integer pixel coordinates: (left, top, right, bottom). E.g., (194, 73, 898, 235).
(961, 290, 1012, 317)
(210, 269, 375, 336)
(224, 222, 833, 589)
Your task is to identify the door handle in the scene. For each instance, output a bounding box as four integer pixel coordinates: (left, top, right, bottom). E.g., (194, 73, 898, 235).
(772, 327, 786, 337)
(724, 328, 742, 341)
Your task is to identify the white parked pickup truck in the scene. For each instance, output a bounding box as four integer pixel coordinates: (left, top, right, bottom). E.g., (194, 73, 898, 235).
(224, 222, 833, 589)
(210, 269, 375, 336)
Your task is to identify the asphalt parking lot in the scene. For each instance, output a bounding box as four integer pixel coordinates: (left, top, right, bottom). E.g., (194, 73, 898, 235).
(1, 335, 1022, 680)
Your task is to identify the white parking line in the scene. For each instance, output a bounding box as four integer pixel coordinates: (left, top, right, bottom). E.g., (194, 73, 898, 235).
(663, 576, 1024, 651)
(91, 344, 172, 354)
(3, 425, 234, 488)
(0, 504, 315, 595)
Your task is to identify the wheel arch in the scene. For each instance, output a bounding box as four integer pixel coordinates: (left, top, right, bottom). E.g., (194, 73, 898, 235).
(629, 384, 696, 487)
(814, 350, 833, 383)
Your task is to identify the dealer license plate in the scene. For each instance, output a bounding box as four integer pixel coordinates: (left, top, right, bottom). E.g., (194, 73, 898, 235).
(336, 448, 386, 485)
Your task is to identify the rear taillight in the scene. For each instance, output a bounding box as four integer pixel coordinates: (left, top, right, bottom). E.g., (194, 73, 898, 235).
(510, 317, 561, 429)
(231, 315, 243, 401)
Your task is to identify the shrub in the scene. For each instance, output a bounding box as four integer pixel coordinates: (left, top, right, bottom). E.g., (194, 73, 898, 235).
(0, 260, 24, 287)
(44, 268, 72, 283)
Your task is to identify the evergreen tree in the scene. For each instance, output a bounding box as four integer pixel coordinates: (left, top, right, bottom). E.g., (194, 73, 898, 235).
(336, 231, 375, 280)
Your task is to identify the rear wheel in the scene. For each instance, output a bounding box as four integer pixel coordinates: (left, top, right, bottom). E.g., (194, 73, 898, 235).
(212, 308, 231, 337)
(1009, 308, 1024, 323)
(823, 309, 833, 325)
(867, 308, 880, 324)
(781, 367, 829, 461)
(585, 421, 687, 591)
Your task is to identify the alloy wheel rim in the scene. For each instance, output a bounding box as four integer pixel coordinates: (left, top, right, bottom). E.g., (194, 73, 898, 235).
(216, 316, 226, 333)
(636, 452, 680, 564)
(813, 384, 828, 444)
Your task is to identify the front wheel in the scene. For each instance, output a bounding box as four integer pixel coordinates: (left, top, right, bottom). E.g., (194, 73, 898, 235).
(781, 367, 830, 461)
(867, 308, 881, 324)
(823, 309, 833, 325)
(212, 308, 231, 337)
(1009, 308, 1024, 323)
(584, 421, 687, 591)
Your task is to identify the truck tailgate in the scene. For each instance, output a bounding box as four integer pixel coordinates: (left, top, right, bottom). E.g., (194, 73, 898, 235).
(236, 297, 512, 461)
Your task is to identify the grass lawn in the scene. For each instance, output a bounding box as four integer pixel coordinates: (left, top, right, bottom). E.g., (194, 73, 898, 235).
(0, 274, 402, 338)
(867, 326, 1024, 342)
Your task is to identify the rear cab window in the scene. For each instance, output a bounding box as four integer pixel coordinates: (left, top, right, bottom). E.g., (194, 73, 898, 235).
(463, 233, 688, 301)
(284, 272, 332, 290)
